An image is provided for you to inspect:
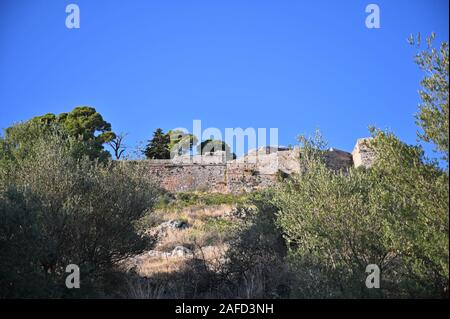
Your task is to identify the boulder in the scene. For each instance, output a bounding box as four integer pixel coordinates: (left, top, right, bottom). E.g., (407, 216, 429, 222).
(352, 138, 375, 168)
(171, 246, 193, 257)
(160, 219, 188, 230)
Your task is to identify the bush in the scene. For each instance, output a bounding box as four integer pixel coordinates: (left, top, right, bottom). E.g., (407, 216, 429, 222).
(224, 130, 448, 299)
(0, 189, 54, 298)
(225, 191, 291, 298)
(0, 132, 159, 297)
(274, 130, 449, 298)
(154, 191, 248, 211)
(202, 217, 236, 235)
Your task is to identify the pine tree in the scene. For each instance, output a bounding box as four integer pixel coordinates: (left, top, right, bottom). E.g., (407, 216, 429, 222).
(143, 128, 170, 159)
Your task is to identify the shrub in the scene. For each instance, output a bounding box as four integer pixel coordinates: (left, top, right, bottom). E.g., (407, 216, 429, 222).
(225, 191, 291, 298)
(0, 189, 54, 298)
(154, 191, 248, 211)
(0, 132, 159, 297)
(274, 130, 449, 298)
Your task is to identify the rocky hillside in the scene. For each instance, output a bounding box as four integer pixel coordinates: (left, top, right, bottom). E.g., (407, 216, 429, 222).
(120, 193, 246, 278)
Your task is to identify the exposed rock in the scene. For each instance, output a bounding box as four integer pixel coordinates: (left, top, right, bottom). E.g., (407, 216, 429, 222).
(323, 148, 354, 170)
(147, 250, 172, 258)
(159, 219, 188, 230)
(171, 246, 193, 257)
(146, 219, 189, 241)
(352, 138, 375, 168)
(122, 247, 194, 271)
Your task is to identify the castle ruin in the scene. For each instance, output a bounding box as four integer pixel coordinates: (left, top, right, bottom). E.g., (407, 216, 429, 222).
(133, 138, 373, 194)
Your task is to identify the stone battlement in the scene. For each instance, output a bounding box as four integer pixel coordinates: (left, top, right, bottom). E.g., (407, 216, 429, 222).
(125, 138, 374, 194)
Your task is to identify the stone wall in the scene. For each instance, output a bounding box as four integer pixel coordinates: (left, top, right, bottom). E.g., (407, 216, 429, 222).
(144, 161, 228, 193)
(352, 138, 375, 168)
(171, 151, 227, 165)
(125, 139, 374, 194)
(135, 143, 372, 193)
(226, 162, 278, 193)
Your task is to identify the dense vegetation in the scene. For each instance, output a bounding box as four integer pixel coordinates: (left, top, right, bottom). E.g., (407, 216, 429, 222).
(2, 106, 117, 162)
(0, 123, 159, 298)
(227, 129, 448, 298)
(143, 128, 234, 160)
(143, 128, 171, 159)
(225, 35, 449, 298)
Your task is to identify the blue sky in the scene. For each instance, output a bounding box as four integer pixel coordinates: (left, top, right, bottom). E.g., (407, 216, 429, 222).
(0, 0, 448, 158)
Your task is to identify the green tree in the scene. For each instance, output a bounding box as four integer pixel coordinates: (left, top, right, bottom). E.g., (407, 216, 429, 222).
(0, 189, 50, 298)
(274, 130, 448, 298)
(410, 33, 449, 164)
(167, 129, 198, 157)
(368, 129, 448, 296)
(226, 191, 291, 298)
(226, 37, 450, 298)
(197, 139, 236, 160)
(1, 106, 115, 162)
(0, 132, 159, 297)
(144, 128, 170, 159)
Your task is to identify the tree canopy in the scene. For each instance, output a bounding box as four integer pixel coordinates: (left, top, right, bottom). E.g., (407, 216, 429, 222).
(143, 128, 171, 159)
(167, 129, 198, 157)
(410, 33, 449, 165)
(1, 106, 115, 162)
(196, 139, 236, 160)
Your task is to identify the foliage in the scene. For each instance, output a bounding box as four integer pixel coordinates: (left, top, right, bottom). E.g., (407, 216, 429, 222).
(0, 189, 53, 298)
(144, 128, 170, 159)
(0, 132, 159, 297)
(167, 130, 198, 157)
(409, 33, 449, 165)
(1, 106, 115, 162)
(273, 130, 449, 298)
(154, 191, 248, 211)
(202, 217, 236, 235)
(225, 191, 291, 298)
(196, 139, 236, 160)
(367, 129, 448, 296)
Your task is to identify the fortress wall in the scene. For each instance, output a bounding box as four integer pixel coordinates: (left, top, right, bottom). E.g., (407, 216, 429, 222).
(145, 162, 228, 193)
(322, 149, 354, 170)
(131, 160, 277, 194)
(124, 142, 369, 194)
(226, 162, 277, 193)
(352, 138, 375, 168)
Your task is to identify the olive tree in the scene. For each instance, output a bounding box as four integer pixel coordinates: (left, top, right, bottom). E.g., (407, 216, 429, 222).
(0, 131, 160, 297)
(274, 130, 448, 298)
(410, 33, 449, 165)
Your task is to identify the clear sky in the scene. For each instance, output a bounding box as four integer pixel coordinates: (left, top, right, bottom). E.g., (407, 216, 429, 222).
(0, 0, 448, 158)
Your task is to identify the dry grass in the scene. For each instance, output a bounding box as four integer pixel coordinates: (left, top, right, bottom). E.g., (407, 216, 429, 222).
(124, 244, 229, 277)
(151, 204, 236, 250)
(119, 191, 296, 299)
(153, 203, 234, 223)
(135, 256, 188, 275)
(124, 201, 235, 278)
